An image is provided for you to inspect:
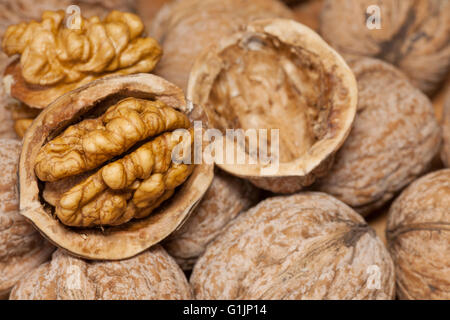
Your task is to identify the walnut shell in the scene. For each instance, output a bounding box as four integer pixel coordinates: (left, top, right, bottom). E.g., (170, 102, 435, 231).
(442, 87, 450, 167)
(386, 169, 450, 300)
(191, 192, 395, 300)
(10, 245, 192, 300)
(164, 169, 260, 270)
(0, 138, 54, 299)
(151, 0, 294, 91)
(188, 19, 357, 193)
(316, 58, 441, 215)
(320, 0, 450, 95)
(19, 74, 214, 260)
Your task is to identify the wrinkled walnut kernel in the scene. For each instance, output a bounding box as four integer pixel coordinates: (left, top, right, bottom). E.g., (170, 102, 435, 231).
(35, 97, 194, 227)
(2, 10, 162, 86)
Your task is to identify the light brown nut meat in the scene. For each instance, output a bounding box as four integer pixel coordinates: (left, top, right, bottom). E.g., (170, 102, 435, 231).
(0, 138, 54, 299)
(151, 0, 294, 91)
(191, 192, 395, 300)
(386, 169, 450, 300)
(10, 246, 192, 300)
(320, 0, 450, 95)
(188, 18, 357, 193)
(164, 169, 260, 270)
(19, 74, 214, 260)
(316, 58, 441, 215)
(442, 88, 450, 167)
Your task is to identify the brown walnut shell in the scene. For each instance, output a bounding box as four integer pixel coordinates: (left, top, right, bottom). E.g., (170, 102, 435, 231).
(10, 245, 192, 300)
(316, 58, 441, 215)
(320, 0, 450, 95)
(386, 169, 450, 300)
(19, 74, 214, 260)
(188, 18, 357, 193)
(191, 192, 395, 300)
(163, 169, 260, 270)
(151, 0, 294, 91)
(0, 139, 54, 299)
(442, 88, 450, 167)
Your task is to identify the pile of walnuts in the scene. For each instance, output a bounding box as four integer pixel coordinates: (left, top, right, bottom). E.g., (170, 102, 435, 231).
(0, 0, 448, 301)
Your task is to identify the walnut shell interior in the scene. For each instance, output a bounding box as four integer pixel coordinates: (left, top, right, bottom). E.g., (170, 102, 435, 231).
(19, 74, 214, 260)
(188, 19, 357, 193)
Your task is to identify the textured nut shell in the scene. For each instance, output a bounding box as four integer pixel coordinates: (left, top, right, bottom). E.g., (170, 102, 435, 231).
(151, 0, 294, 91)
(188, 19, 357, 193)
(317, 58, 441, 215)
(164, 170, 259, 270)
(19, 74, 214, 260)
(442, 89, 450, 167)
(10, 245, 192, 300)
(191, 192, 395, 300)
(320, 0, 450, 95)
(386, 169, 450, 300)
(0, 139, 54, 299)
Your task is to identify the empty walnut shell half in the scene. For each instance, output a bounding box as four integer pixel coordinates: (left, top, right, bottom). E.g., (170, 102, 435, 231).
(0, 138, 54, 299)
(10, 246, 192, 300)
(163, 169, 260, 270)
(316, 58, 441, 215)
(191, 192, 395, 299)
(386, 169, 450, 300)
(320, 0, 450, 95)
(19, 74, 214, 260)
(188, 19, 357, 193)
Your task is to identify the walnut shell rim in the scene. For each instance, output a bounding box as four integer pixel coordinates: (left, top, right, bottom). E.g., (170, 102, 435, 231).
(187, 19, 357, 191)
(19, 73, 214, 260)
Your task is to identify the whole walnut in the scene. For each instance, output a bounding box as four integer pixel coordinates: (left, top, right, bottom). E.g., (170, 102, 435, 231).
(0, 138, 54, 299)
(164, 169, 260, 270)
(191, 193, 395, 300)
(151, 0, 294, 91)
(320, 0, 450, 95)
(386, 169, 450, 300)
(10, 246, 192, 300)
(442, 88, 450, 167)
(316, 58, 441, 215)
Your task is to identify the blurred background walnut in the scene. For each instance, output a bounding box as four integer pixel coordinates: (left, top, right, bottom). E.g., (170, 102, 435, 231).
(10, 246, 192, 300)
(0, 138, 54, 299)
(320, 0, 450, 95)
(292, 0, 324, 31)
(164, 169, 260, 270)
(386, 169, 450, 300)
(316, 58, 441, 215)
(442, 86, 450, 167)
(191, 193, 395, 299)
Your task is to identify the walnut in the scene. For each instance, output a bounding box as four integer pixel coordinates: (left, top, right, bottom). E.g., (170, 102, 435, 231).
(10, 246, 192, 300)
(316, 58, 441, 215)
(442, 87, 450, 167)
(188, 19, 357, 193)
(1, 9, 162, 139)
(320, 0, 450, 95)
(19, 74, 214, 260)
(386, 169, 450, 300)
(151, 0, 294, 91)
(0, 138, 54, 299)
(191, 193, 395, 299)
(164, 169, 260, 270)
(292, 0, 324, 32)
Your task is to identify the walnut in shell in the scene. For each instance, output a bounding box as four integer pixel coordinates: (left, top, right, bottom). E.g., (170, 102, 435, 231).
(1, 9, 162, 138)
(386, 169, 450, 300)
(19, 74, 214, 260)
(188, 19, 357, 193)
(10, 245, 192, 300)
(151, 0, 294, 91)
(191, 192, 395, 299)
(320, 0, 450, 95)
(442, 88, 450, 167)
(316, 58, 441, 215)
(0, 138, 54, 299)
(164, 169, 260, 270)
